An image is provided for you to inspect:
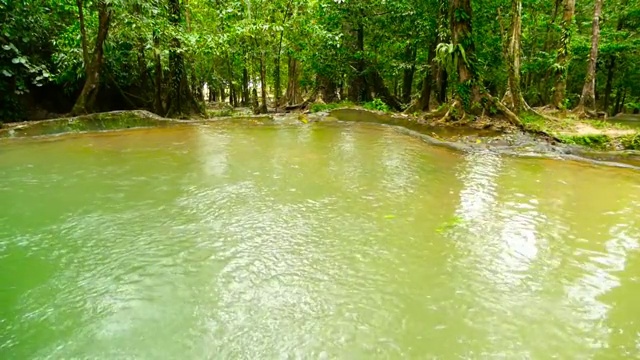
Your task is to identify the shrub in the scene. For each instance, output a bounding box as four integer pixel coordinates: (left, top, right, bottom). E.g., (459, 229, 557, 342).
(363, 98, 390, 112)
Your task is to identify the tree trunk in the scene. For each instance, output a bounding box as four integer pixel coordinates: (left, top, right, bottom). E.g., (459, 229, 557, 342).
(348, 24, 369, 103)
(274, 56, 281, 110)
(506, 0, 524, 113)
(242, 67, 249, 106)
(407, 40, 436, 112)
(165, 0, 198, 117)
(604, 56, 615, 115)
(401, 43, 417, 104)
(615, 88, 627, 114)
(251, 87, 259, 114)
(367, 69, 403, 111)
(76, 0, 90, 68)
(153, 29, 164, 114)
(259, 51, 268, 113)
(435, 65, 448, 104)
(393, 76, 399, 98)
(285, 55, 304, 105)
(451, 0, 481, 109)
(319, 75, 338, 103)
(71, 0, 112, 115)
(550, 0, 575, 109)
(603, 15, 624, 115)
(576, 0, 603, 113)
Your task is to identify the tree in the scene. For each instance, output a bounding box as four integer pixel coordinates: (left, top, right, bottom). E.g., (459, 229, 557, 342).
(2, 0, 640, 121)
(506, 0, 524, 113)
(550, 0, 575, 109)
(575, 0, 604, 114)
(448, 0, 482, 113)
(71, 0, 113, 115)
(166, 0, 199, 117)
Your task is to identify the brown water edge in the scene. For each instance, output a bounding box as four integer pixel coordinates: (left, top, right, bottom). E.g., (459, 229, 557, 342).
(3, 109, 640, 170)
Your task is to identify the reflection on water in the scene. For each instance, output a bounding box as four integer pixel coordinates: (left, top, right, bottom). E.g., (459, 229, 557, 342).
(0, 123, 639, 358)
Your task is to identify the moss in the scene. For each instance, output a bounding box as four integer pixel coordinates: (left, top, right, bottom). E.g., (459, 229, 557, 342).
(557, 134, 611, 149)
(520, 112, 547, 132)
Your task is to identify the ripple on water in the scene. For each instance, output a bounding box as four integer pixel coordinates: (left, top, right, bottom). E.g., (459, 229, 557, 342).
(1, 123, 640, 358)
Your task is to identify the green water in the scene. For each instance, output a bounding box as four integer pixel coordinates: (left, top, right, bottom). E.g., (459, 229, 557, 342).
(1, 122, 640, 358)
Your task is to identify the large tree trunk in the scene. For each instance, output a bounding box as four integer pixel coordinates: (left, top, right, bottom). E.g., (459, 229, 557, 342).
(401, 43, 417, 104)
(576, 0, 603, 113)
(451, 0, 481, 109)
(550, 0, 575, 109)
(506, 0, 524, 113)
(71, 0, 112, 115)
(285, 55, 304, 105)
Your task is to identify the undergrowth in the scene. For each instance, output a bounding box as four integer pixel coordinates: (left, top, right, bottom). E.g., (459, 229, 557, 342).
(310, 101, 355, 113)
(207, 108, 234, 117)
(557, 134, 611, 149)
(620, 133, 640, 150)
(363, 98, 390, 112)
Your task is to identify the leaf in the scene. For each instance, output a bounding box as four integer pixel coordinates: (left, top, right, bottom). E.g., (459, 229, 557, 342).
(2, 69, 12, 77)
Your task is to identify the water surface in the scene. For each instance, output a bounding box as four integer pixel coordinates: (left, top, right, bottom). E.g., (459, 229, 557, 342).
(1, 122, 639, 358)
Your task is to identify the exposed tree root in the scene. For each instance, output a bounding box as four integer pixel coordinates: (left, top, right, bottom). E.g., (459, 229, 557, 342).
(284, 89, 319, 111)
(571, 105, 605, 119)
(435, 96, 564, 143)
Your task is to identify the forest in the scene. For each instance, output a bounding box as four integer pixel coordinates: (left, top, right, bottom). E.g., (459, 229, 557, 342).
(1, 0, 639, 123)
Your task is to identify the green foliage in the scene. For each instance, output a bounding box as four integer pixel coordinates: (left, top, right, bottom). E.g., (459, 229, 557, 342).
(310, 101, 355, 113)
(363, 98, 390, 112)
(558, 134, 611, 149)
(208, 108, 234, 117)
(620, 133, 640, 150)
(1, 0, 640, 123)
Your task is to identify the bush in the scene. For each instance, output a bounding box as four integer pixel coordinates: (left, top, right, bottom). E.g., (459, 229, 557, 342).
(363, 98, 390, 112)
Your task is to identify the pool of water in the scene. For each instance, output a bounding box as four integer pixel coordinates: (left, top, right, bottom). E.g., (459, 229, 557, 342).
(1, 122, 640, 358)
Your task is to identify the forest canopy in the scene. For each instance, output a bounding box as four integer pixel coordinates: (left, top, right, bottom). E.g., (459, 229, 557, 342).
(1, 0, 639, 122)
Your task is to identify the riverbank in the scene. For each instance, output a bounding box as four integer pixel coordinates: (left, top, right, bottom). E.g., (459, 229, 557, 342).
(312, 108, 640, 169)
(2, 107, 640, 169)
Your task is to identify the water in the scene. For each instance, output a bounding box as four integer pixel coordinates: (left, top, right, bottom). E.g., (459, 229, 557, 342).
(1, 122, 640, 358)
(608, 114, 640, 130)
